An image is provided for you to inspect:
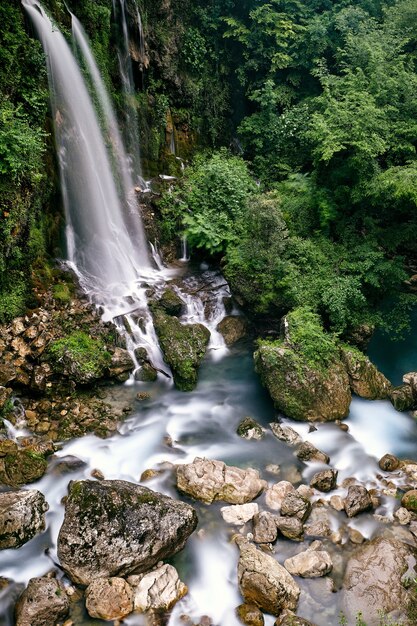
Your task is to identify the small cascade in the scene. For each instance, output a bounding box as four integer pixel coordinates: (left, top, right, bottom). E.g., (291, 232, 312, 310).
(135, 1, 146, 61)
(177, 270, 230, 361)
(180, 235, 190, 262)
(112, 0, 144, 185)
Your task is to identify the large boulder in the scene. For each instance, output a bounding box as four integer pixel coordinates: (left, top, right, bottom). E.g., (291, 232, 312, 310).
(342, 537, 416, 624)
(151, 308, 210, 391)
(157, 288, 185, 317)
(176, 457, 267, 504)
(15, 576, 69, 626)
(236, 537, 300, 616)
(340, 346, 391, 400)
(254, 310, 351, 422)
(0, 490, 48, 549)
(57, 480, 197, 585)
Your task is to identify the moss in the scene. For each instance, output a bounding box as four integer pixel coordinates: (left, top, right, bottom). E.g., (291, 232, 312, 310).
(151, 306, 210, 391)
(285, 307, 339, 371)
(52, 282, 72, 303)
(0, 449, 48, 487)
(47, 331, 111, 384)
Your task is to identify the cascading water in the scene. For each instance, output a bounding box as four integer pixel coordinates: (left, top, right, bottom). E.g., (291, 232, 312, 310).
(112, 0, 145, 186)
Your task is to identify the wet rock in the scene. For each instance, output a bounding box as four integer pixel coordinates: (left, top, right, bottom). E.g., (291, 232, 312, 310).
(281, 492, 311, 522)
(274, 611, 317, 625)
(158, 288, 185, 317)
(85, 577, 133, 620)
(253, 511, 278, 544)
(128, 564, 187, 611)
(284, 544, 333, 578)
(135, 363, 158, 382)
(270, 423, 302, 446)
(340, 346, 391, 399)
(265, 481, 295, 511)
(221, 503, 259, 525)
(348, 527, 365, 544)
(57, 480, 197, 585)
(344, 485, 373, 518)
(15, 576, 69, 626)
(342, 537, 416, 624)
(176, 458, 267, 505)
(254, 326, 351, 423)
(295, 442, 329, 464)
(0, 442, 48, 487)
(389, 384, 414, 412)
(152, 308, 210, 391)
(401, 489, 417, 513)
(275, 516, 304, 541)
(304, 507, 331, 538)
(310, 470, 338, 493)
(216, 316, 247, 346)
(108, 348, 135, 378)
(236, 537, 300, 616)
(329, 495, 344, 512)
(0, 386, 11, 411)
(0, 490, 48, 549)
(395, 507, 412, 525)
(378, 453, 400, 472)
(236, 603, 264, 626)
(237, 417, 265, 441)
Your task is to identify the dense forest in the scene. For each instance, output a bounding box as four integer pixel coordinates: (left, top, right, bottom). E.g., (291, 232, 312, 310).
(2, 0, 417, 339)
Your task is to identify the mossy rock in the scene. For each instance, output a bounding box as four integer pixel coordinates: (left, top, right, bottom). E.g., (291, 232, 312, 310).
(389, 385, 415, 412)
(151, 307, 210, 391)
(254, 342, 351, 422)
(402, 489, 417, 513)
(340, 345, 391, 400)
(0, 445, 48, 487)
(158, 288, 185, 317)
(47, 331, 112, 385)
(135, 363, 158, 382)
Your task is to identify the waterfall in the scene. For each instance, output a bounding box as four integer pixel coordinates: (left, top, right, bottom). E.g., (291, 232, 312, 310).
(112, 0, 144, 185)
(22, 0, 150, 297)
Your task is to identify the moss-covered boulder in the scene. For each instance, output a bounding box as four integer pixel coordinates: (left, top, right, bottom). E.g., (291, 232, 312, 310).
(340, 345, 391, 400)
(47, 331, 112, 385)
(389, 385, 415, 412)
(0, 440, 49, 487)
(158, 288, 185, 317)
(57, 480, 198, 585)
(216, 315, 247, 346)
(254, 308, 351, 422)
(151, 308, 210, 391)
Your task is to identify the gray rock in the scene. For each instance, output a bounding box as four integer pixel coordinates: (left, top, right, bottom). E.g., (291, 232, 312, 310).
(253, 511, 278, 544)
(270, 423, 302, 446)
(221, 503, 259, 525)
(275, 517, 304, 542)
(57, 480, 197, 585)
(304, 507, 331, 538)
(176, 458, 267, 505)
(344, 485, 372, 518)
(342, 537, 417, 624)
(284, 546, 333, 578)
(85, 577, 133, 620)
(237, 417, 265, 441)
(281, 492, 311, 522)
(108, 348, 135, 378)
(296, 442, 330, 464)
(0, 490, 48, 549)
(15, 576, 69, 626)
(128, 564, 187, 611)
(236, 537, 300, 616)
(265, 481, 295, 511)
(310, 470, 338, 492)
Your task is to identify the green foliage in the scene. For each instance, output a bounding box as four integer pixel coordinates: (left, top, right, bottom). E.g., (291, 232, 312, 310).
(0, 277, 27, 324)
(48, 331, 111, 380)
(286, 307, 339, 369)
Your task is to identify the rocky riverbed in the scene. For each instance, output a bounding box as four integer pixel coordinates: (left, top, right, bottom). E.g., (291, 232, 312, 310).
(1, 267, 417, 626)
